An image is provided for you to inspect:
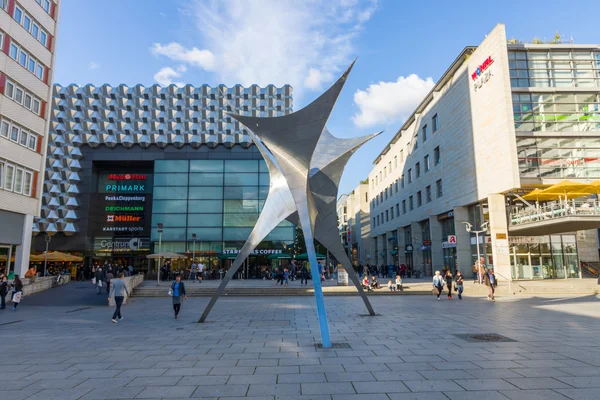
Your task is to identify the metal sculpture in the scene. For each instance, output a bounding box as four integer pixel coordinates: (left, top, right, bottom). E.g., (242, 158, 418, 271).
(198, 62, 380, 347)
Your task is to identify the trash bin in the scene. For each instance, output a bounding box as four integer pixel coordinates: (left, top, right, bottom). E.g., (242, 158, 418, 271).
(337, 269, 348, 286)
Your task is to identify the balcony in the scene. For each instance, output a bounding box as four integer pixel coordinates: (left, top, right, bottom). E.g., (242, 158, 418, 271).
(509, 199, 600, 235)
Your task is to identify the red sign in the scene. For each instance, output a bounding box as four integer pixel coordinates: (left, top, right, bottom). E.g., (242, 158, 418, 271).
(471, 56, 494, 80)
(448, 235, 457, 244)
(423, 240, 432, 246)
(106, 215, 142, 222)
(108, 173, 147, 180)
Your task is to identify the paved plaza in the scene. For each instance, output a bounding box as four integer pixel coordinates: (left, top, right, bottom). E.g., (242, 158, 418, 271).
(2, 283, 600, 400)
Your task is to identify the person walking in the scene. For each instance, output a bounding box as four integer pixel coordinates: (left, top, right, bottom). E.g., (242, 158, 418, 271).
(94, 267, 104, 295)
(105, 268, 114, 294)
(300, 264, 308, 286)
(197, 261, 204, 283)
(0, 275, 8, 309)
(455, 271, 465, 300)
(483, 268, 498, 301)
(433, 271, 444, 301)
(283, 268, 290, 286)
(108, 273, 129, 323)
(170, 274, 187, 319)
(190, 261, 197, 282)
(290, 262, 297, 282)
(11, 275, 24, 310)
(445, 270, 454, 299)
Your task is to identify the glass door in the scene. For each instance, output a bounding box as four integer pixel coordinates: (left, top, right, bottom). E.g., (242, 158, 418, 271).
(0, 245, 13, 277)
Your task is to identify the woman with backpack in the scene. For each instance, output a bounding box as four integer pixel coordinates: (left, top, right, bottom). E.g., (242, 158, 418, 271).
(170, 274, 187, 319)
(11, 275, 24, 310)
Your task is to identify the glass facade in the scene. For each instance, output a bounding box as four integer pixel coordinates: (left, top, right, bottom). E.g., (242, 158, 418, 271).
(509, 50, 600, 88)
(510, 235, 580, 279)
(517, 137, 600, 178)
(151, 159, 295, 257)
(513, 93, 600, 132)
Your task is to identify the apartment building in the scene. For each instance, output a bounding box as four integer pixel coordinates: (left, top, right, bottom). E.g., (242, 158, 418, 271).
(0, 0, 60, 276)
(337, 182, 372, 265)
(368, 24, 600, 280)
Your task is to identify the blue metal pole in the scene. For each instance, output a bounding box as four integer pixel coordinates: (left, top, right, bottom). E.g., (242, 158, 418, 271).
(304, 225, 331, 348)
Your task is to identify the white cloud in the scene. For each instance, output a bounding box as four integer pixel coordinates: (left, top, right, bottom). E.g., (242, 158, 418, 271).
(352, 74, 435, 128)
(153, 65, 188, 87)
(150, 0, 378, 99)
(88, 62, 100, 70)
(151, 42, 215, 70)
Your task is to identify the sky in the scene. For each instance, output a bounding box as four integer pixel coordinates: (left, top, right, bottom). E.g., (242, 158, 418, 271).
(54, 0, 600, 195)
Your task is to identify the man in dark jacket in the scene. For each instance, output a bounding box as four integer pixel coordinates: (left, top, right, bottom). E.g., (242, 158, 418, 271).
(95, 267, 104, 295)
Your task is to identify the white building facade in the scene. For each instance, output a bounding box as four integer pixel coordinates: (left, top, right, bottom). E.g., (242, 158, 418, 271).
(0, 0, 60, 276)
(368, 24, 600, 280)
(337, 183, 373, 266)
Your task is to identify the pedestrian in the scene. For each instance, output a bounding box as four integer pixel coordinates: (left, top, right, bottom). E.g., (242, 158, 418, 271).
(483, 268, 498, 301)
(10, 274, 24, 310)
(108, 273, 129, 323)
(300, 263, 308, 286)
(283, 268, 289, 285)
(0, 275, 8, 309)
(94, 267, 104, 295)
(128, 264, 133, 276)
(363, 275, 371, 291)
(190, 261, 197, 282)
(363, 264, 369, 278)
(445, 269, 453, 299)
(170, 274, 187, 319)
(198, 261, 204, 283)
(387, 280, 394, 291)
(105, 268, 114, 294)
(455, 271, 465, 300)
(474, 256, 485, 283)
(290, 262, 297, 281)
(433, 271, 444, 300)
(395, 274, 403, 291)
(371, 275, 380, 289)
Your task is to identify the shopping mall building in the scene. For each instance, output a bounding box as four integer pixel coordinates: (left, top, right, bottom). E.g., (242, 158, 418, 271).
(368, 24, 600, 280)
(31, 83, 296, 277)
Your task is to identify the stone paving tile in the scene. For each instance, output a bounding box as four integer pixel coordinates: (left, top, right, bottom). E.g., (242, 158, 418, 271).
(163, 367, 211, 376)
(278, 373, 326, 383)
(555, 388, 600, 400)
(463, 368, 523, 379)
(343, 363, 390, 372)
(332, 395, 389, 400)
(443, 390, 511, 400)
(500, 389, 571, 400)
(511, 367, 574, 378)
(27, 370, 80, 379)
(237, 358, 279, 367)
(325, 372, 375, 382)
(125, 376, 182, 386)
(256, 366, 300, 374)
(76, 377, 134, 388)
(431, 361, 480, 370)
(190, 384, 249, 397)
(402, 379, 466, 392)
(504, 377, 572, 390)
(24, 388, 94, 400)
(209, 366, 256, 375)
(353, 381, 410, 393)
(418, 369, 475, 380)
(26, 379, 86, 390)
(301, 382, 355, 395)
(372, 370, 424, 381)
(135, 385, 198, 398)
(554, 376, 600, 388)
(453, 378, 518, 391)
(178, 376, 229, 385)
(386, 393, 449, 400)
(229, 374, 277, 384)
(1, 389, 43, 400)
(301, 365, 345, 373)
(246, 383, 302, 396)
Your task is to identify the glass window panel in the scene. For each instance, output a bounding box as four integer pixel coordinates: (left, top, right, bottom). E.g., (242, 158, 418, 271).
(19, 50, 27, 66)
(572, 52, 592, 60)
(14, 6, 22, 22)
(515, 51, 527, 60)
(154, 173, 188, 186)
(32, 100, 40, 114)
(15, 88, 23, 104)
(190, 159, 223, 172)
(259, 186, 269, 199)
(28, 58, 35, 73)
(36, 65, 43, 80)
(4, 165, 14, 191)
(259, 172, 270, 186)
(153, 186, 188, 200)
(225, 160, 258, 173)
(0, 120, 9, 137)
(224, 186, 258, 200)
(187, 213, 222, 227)
(23, 15, 31, 31)
(11, 126, 19, 141)
(9, 44, 17, 59)
(19, 130, 28, 146)
(151, 214, 186, 227)
(28, 135, 36, 150)
(153, 228, 186, 241)
(154, 160, 188, 173)
(5, 82, 14, 98)
(32, 23, 39, 39)
(223, 199, 258, 213)
(224, 173, 258, 186)
(265, 227, 295, 241)
(151, 200, 187, 213)
(189, 186, 223, 199)
(189, 172, 223, 186)
(258, 160, 268, 172)
(223, 213, 258, 227)
(24, 94, 32, 109)
(223, 227, 252, 240)
(23, 171, 32, 195)
(14, 168, 23, 193)
(187, 228, 222, 241)
(187, 200, 223, 213)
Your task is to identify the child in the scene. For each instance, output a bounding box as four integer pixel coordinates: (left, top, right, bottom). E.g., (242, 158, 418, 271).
(395, 275, 403, 291)
(362, 276, 370, 291)
(387, 280, 394, 291)
(371, 276, 380, 289)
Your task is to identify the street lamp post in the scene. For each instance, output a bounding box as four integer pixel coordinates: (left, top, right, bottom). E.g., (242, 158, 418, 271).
(463, 221, 488, 284)
(43, 234, 51, 277)
(192, 233, 196, 265)
(156, 223, 163, 286)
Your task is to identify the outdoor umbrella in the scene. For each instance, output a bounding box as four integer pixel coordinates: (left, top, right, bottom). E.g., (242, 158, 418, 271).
(539, 180, 592, 197)
(146, 252, 187, 259)
(43, 251, 83, 262)
(0, 254, 45, 262)
(522, 188, 558, 201)
(294, 252, 327, 260)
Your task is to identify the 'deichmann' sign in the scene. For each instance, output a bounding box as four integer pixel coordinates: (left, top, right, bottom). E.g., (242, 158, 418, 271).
(222, 249, 283, 255)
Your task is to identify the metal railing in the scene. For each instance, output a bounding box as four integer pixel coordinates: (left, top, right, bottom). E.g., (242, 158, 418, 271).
(510, 199, 600, 226)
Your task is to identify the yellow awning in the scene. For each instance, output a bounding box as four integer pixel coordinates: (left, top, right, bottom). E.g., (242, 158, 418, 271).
(539, 180, 591, 195)
(522, 188, 558, 201)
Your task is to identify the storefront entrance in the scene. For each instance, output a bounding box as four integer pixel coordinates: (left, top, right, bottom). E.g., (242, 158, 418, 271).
(510, 235, 580, 279)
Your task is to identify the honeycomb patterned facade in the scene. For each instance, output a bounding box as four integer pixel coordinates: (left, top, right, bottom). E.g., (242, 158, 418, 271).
(36, 83, 293, 237)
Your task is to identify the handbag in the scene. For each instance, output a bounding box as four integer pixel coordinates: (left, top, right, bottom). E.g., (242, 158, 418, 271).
(98, 280, 103, 288)
(12, 291, 22, 303)
(92, 277, 96, 285)
(168, 288, 173, 296)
